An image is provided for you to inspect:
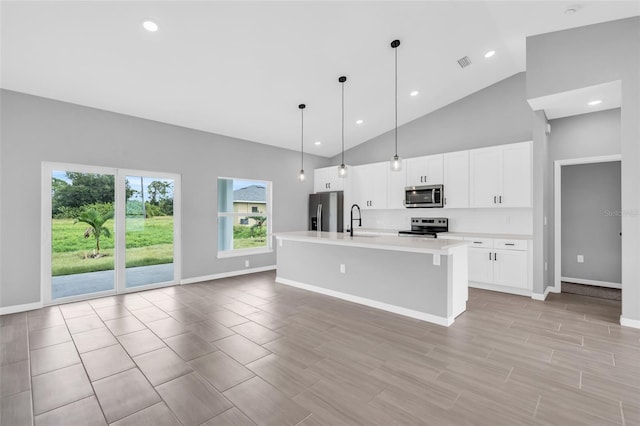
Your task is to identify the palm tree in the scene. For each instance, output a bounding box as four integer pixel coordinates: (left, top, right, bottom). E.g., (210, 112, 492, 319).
(74, 208, 113, 255)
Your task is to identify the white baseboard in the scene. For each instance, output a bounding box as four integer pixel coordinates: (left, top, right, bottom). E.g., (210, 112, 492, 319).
(531, 285, 555, 301)
(469, 281, 532, 297)
(276, 276, 455, 327)
(620, 317, 640, 329)
(180, 265, 276, 285)
(0, 301, 43, 315)
(561, 277, 621, 289)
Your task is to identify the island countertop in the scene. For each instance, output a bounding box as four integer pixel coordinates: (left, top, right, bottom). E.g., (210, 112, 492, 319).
(275, 231, 468, 255)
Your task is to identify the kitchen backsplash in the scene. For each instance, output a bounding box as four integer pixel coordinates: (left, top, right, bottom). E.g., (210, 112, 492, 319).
(356, 208, 533, 235)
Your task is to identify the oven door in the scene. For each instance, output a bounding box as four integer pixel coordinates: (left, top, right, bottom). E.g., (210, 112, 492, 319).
(404, 185, 443, 208)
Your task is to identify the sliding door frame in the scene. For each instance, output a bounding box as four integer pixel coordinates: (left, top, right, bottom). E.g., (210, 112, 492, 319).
(41, 162, 181, 306)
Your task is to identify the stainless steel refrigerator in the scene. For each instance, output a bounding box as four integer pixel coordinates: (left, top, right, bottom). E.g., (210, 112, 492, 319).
(309, 191, 344, 232)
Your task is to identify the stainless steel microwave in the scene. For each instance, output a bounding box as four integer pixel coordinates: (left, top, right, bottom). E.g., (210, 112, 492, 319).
(404, 185, 444, 208)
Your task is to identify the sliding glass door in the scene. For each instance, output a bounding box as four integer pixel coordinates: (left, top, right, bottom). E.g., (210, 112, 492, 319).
(42, 163, 180, 304)
(124, 174, 176, 289)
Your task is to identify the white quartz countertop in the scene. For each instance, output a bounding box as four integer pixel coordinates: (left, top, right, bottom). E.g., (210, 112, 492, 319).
(438, 232, 533, 240)
(275, 231, 467, 255)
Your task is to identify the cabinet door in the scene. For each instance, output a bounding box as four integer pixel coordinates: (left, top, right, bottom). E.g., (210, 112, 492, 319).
(387, 160, 406, 209)
(368, 162, 388, 209)
(443, 151, 469, 208)
(350, 164, 370, 209)
(499, 142, 531, 208)
(493, 249, 528, 288)
(468, 248, 494, 283)
(314, 167, 344, 192)
(469, 147, 500, 207)
(405, 157, 426, 187)
(425, 154, 444, 184)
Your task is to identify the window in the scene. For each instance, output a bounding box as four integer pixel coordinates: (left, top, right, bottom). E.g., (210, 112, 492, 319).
(217, 177, 272, 257)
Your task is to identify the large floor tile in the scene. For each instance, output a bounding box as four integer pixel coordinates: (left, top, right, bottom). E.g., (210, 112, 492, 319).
(65, 313, 104, 334)
(104, 316, 146, 336)
(231, 321, 280, 345)
(30, 341, 80, 376)
(188, 351, 254, 391)
(224, 376, 310, 426)
(164, 331, 216, 361)
(32, 364, 93, 415)
(214, 334, 270, 365)
(117, 329, 165, 357)
(133, 347, 192, 386)
(110, 402, 180, 426)
(0, 360, 31, 398)
(28, 324, 71, 350)
(80, 344, 135, 381)
(156, 373, 232, 426)
(1, 390, 33, 426)
(72, 327, 118, 353)
(145, 317, 188, 339)
(203, 407, 256, 426)
(92, 368, 160, 423)
(34, 396, 106, 426)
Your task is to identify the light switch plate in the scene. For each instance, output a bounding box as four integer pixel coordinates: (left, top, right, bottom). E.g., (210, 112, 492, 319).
(340, 264, 346, 273)
(577, 255, 584, 263)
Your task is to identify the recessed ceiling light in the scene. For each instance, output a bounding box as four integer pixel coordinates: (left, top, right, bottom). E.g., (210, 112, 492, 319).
(564, 7, 577, 14)
(588, 100, 602, 106)
(314, 141, 322, 146)
(355, 119, 364, 125)
(410, 91, 419, 97)
(142, 20, 158, 32)
(484, 50, 496, 58)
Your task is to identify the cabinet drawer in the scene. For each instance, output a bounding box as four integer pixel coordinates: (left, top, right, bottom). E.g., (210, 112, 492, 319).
(464, 237, 494, 248)
(494, 239, 527, 251)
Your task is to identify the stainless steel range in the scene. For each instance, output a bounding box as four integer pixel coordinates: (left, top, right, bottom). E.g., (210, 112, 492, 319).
(398, 217, 448, 238)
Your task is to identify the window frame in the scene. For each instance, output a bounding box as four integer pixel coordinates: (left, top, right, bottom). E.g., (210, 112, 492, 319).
(216, 177, 273, 259)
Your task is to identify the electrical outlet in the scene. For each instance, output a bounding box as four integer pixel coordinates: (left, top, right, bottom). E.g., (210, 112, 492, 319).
(577, 255, 584, 263)
(340, 264, 346, 274)
(245, 260, 250, 268)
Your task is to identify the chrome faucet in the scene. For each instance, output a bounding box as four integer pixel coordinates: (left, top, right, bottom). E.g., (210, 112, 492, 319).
(350, 204, 361, 237)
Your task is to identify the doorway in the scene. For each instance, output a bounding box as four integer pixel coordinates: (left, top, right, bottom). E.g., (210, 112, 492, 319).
(41, 162, 181, 304)
(553, 156, 622, 295)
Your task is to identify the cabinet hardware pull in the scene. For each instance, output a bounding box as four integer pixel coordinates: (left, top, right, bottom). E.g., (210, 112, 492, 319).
(505, 243, 515, 246)
(494, 196, 497, 203)
(499, 195, 502, 203)
(494, 253, 498, 261)
(489, 252, 492, 260)
(473, 241, 482, 244)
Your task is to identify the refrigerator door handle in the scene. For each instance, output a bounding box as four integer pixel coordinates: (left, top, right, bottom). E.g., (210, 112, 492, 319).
(317, 204, 322, 231)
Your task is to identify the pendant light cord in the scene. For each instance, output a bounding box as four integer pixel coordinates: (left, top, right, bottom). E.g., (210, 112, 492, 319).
(341, 81, 345, 165)
(301, 107, 304, 170)
(394, 45, 398, 157)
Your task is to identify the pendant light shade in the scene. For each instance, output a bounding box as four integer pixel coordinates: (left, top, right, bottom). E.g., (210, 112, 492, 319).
(390, 39, 402, 172)
(338, 76, 348, 178)
(298, 104, 306, 182)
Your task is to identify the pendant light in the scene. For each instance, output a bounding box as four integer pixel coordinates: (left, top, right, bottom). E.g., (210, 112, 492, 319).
(298, 104, 306, 182)
(390, 39, 402, 172)
(338, 76, 348, 178)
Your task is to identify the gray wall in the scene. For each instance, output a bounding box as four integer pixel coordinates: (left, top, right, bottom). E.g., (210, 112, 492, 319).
(330, 72, 533, 166)
(561, 162, 621, 283)
(0, 89, 329, 308)
(531, 110, 551, 295)
(527, 17, 640, 323)
(550, 109, 621, 160)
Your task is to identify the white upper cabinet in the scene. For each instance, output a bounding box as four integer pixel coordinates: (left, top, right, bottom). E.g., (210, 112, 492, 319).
(443, 151, 469, 208)
(387, 159, 406, 209)
(351, 162, 388, 210)
(313, 166, 345, 193)
(405, 154, 444, 187)
(469, 141, 532, 208)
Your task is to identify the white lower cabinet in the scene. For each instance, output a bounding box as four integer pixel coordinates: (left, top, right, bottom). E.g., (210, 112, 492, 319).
(465, 237, 531, 295)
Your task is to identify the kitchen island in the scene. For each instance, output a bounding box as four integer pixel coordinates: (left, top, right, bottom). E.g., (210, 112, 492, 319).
(274, 231, 469, 326)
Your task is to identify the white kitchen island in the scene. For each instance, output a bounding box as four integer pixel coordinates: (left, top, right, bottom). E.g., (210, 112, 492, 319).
(274, 231, 469, 326)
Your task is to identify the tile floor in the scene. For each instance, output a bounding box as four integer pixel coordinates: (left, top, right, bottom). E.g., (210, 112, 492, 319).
(1, 271, 639, 425)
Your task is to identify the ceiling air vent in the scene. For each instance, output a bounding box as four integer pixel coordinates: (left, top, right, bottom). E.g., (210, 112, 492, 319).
(457, 56, 472, 68)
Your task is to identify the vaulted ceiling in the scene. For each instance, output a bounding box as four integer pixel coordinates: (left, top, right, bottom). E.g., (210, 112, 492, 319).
(2, 1, 638, 157)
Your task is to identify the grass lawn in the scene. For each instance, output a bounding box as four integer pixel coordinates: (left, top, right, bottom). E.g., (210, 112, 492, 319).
(52, 216, 174, 276)
(233, 238, 268, 250)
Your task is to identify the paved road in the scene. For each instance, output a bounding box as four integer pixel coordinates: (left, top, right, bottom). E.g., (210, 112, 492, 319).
(52, 263, 174, 299)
